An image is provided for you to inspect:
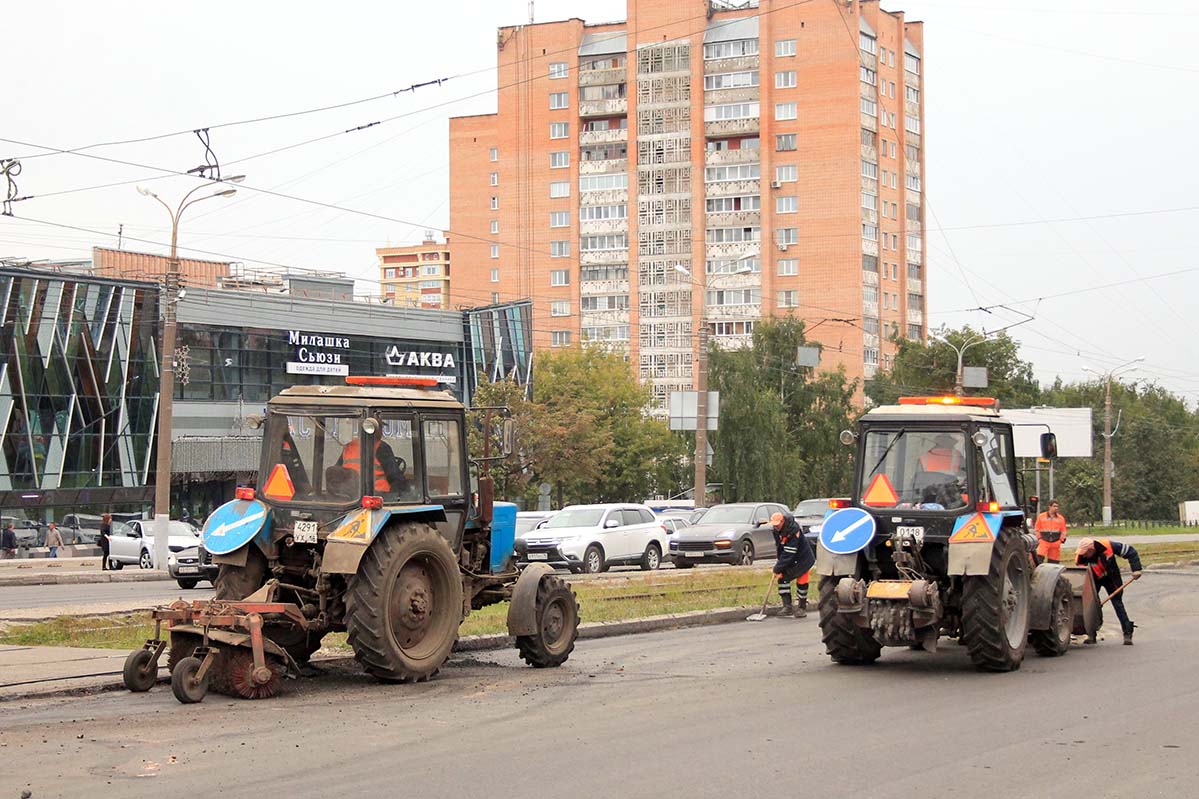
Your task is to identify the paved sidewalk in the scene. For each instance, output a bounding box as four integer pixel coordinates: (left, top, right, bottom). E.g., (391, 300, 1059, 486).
(0, 644, 165, 701)
(0, 557, 171, 587)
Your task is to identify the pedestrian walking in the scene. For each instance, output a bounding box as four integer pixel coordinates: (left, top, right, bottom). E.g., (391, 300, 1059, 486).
(771, 510, 815, 618)
(44, 522, 64, 558)
(1033, 500, 1068, 564)
(2, 521, 17, 559)
(1075, 537, 1143, 645)
(99, 513, 113, 571)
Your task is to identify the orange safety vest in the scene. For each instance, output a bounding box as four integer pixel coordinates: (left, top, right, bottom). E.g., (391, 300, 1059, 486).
(920, 447, 962, 473)
(342, 439, 390, 493)
(1080, 537, 1115, 580)
(1034, 511, 1067, 543)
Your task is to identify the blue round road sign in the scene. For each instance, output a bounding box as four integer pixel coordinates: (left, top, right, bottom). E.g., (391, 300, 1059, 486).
(818, 507, 877, 555)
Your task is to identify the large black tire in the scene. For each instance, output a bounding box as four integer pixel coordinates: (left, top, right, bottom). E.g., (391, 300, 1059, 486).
(167, 631, 202, 673)
(961, 527, 1031, 672)
(817, 576, 881, 664)
(1030, 575, 1074, 657)
(346, 523, 463, 683)
(213, 546, 268, 600)
(640, 543, 662, 571)
(176, 578, 199, 590)
(516, 574, 580, 668)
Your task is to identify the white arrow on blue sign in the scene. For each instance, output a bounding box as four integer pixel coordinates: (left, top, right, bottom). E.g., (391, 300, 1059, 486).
(818, 507, 877, 555)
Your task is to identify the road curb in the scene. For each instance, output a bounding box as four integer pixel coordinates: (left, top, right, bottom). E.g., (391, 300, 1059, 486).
(0, 571, 172, 587)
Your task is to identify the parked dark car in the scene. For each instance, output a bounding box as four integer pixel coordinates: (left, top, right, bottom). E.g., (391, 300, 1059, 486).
(668, 502, 790, 567)
(793, 498, 833, 535)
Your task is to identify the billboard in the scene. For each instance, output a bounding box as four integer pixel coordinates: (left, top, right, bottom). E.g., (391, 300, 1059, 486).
(1001, 408, 1094, 458)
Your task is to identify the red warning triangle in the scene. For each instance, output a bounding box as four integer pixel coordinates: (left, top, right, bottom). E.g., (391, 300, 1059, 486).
(263, 463, 295, 500)
(862, 473, 899, 507)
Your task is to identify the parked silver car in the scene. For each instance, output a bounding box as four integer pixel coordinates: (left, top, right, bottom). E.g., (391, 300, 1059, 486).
(668, 502, 790, 567)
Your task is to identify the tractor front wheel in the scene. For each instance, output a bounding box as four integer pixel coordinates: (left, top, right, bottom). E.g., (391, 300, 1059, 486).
(515, 574, 580, 668)
(346, 523, 463, 683)
(961, 527, 1031, 671)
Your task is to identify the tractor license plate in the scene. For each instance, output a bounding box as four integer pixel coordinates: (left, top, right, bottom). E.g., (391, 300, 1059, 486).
(685, 551, 704, 557)
(294, 521, 318, 544)
(527, 553, 548, 560)
(177, 566, 198, 574)
(896, 526, 925, 542)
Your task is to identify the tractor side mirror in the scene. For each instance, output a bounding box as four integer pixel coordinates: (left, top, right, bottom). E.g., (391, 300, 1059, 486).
(502, 419, 515, 457)
(1040, 432, 1058, 460)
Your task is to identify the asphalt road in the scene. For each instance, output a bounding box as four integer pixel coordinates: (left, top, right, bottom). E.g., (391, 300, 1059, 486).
(0, 581, 214, 612)
(4, 571, 1197, 799)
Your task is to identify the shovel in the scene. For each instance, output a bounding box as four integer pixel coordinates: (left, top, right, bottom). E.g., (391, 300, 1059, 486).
(746, 574, 778, 622)
(1100, 574, 1140, 607)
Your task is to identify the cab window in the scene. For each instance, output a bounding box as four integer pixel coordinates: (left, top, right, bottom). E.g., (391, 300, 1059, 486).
(378, 414, 420, 501)
(422, 418, 464, 497)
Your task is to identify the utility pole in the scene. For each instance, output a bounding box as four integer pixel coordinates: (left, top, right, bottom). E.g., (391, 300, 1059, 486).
(1083, 356, 1143, 525)
(138, 177, 242, 569)
(675, 256, 753, 507)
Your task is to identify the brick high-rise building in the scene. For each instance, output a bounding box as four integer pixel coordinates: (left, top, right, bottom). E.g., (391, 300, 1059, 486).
(448, 0, 925, 408)
(377, 233, 452, 309)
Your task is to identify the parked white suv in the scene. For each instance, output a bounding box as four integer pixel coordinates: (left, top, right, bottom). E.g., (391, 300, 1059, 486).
(515, 503, 667, 573)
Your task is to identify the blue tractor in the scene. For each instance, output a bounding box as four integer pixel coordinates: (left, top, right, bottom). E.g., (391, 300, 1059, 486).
(123, 377, 578, 702)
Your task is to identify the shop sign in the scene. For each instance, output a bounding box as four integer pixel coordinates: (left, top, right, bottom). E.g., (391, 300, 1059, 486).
(286, 330, 350, 376)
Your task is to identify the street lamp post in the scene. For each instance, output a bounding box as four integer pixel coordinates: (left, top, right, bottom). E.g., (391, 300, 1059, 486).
(935, 330, 988, 396)
(675, 256, 754, 507)
(138, 178, 241, 569)
(1082, 356, 1144, 525)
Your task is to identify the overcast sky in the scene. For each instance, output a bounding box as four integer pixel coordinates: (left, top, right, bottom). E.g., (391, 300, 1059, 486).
(4, 1, 1197, 401)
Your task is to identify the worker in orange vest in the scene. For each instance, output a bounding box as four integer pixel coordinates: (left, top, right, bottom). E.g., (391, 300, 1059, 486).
(919, 434, 964, 475)
(1033, 500, 1068, 564)
(1075, 537, 1142, 645)
(339, 427, 402, 494)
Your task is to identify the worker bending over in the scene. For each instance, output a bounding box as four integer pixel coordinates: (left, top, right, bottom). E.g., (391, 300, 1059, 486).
(1075, 537, 1143, 646)
(771, 511, 815, 618)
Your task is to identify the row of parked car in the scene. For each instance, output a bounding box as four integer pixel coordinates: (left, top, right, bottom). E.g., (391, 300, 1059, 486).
(512, 499, 834, 574)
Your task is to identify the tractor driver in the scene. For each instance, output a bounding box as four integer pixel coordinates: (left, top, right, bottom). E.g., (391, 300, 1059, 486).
(918, 433, 968, 509)
(336, 426, 408, 498)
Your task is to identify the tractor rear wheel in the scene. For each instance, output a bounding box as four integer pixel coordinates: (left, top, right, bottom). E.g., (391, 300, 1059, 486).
(515, 574, 580, 668)
(346, 523, 463, 683)
(961, 527, 1031, 671)
(1030, 575, 1074, 657)
(167, 631, 202, 673)
(817, 576, 881, 664)
(213, 546, 267, 600)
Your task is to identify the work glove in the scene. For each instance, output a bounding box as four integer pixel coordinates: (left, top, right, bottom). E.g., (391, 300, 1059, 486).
(1132, 571, 1143, 580)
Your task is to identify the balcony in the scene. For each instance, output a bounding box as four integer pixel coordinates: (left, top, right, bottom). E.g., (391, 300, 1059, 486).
(704, 148, 761, 166)
(861, 176, 878, 194)
(863, 300, 879, 316)
(581, 308, 631, 325)
(862, 239, 879, 257)
(580, 128, 628, 146)
(863, 332, 880, 348)
(905, 100, 920, 118)
(704, 87, 760, 106)
(579, 158, 628, 176)
(906, 160, 921, 176)
(579, 188, 628, 205)
(860, 51, 877, 71)
(908, 277, 922, 293)
(712, 333, 753, 351)
(860, 112, 877, 132)
(579, 217, 628, 235)
(907, 308, 924, 325)
(704, 271, 760, 291)
(581, 278, 630, 295)
(580, 248, 629, 265)
(906, 131, 921, 149)
(863, 270, 878, 287)
(580, 98, 628, 118)
(861, 144, 878, 162)
(704, 118, 760, 138)
(704, 178, 761, 197)
(704, 55, 759, 74)
(707, 303, 762, 320)
(907, 248, 922, 265)
(864, 362, 878, 379)
(705, 210, 761, 228)
(861, 208, 878, 225)
(579, 67, 625, 87)
(705, 241, 761, 260)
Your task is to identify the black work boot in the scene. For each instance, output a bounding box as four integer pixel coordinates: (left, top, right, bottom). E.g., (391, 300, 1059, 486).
(792, 598, 808, 618)
(777, 595, 793, 617)
(1124, 623, 1135, 646)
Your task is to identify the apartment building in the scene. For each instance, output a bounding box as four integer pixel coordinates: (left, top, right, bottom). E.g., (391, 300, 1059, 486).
(377, 233, 452, 309)
(448, 0, 926, 407)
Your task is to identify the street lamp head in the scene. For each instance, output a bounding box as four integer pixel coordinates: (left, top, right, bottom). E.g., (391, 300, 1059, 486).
(733, 263, 753, 275)
(224, 174, 246, 184)
(215, 189, 237, 198)
(136, 186, 157, 198)
(673, 263, 691, 276)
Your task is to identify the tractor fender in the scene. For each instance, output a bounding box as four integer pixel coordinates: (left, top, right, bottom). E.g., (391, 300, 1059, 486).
(1028, 563, 1067, 631)
(322, 506, 448, 575)
(815, 546, 860, 577)
(507, 564, 556, 637)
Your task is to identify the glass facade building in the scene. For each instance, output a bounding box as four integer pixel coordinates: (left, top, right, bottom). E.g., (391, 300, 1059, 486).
(0, 268, 160, 511)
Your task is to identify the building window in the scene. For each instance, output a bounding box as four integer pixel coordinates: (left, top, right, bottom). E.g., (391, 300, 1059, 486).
(706, 287, 761, 306)
(908, 323, 922, 339)
(778, 258, 798, 276)
(490, 244, 499, 259)
(777, 227, 798, 246)
(706, 226, 759, 244)
(775, 164, 797, 183)
(776, 195, 797, 214)
(905, 115, 921, 134)
(703, 39, 759, 60)
(490, 268, 499, 283)
(777, 290, 798, 308)
(706, 195, 760, 213)
(704, 102, 760, 122)
(550, 240, 570, 258)
(489, 147, 498, 162)
(549, 92, 569, 110)
(704, 163, 761, 182)
(860, 66, 877, 85)
(905, 174, 921, 192)
(550, 122, 569, 139)
(550, 270, 569, 287)
(489, 172, 499, 186)
(579, 203, 628, 221)
(861, 191, 877, 211)
(905, 84, 920, 104)
(580, 264, 629, 281)
(579, 173, 628, 191)
(550, 151, 569, 169)
(860, 97, 877, 117)
(422, 265, 440, 276)
(776, 133, 797, 151)
(492, 292, 500, 303)
(551, 330, 572, 347)
(860, 33, 876, 54)
(862, 224, 878, 241)
(551, 300, 571, 317)
(384, 268, 396, 279)
(775, 71, 797, 89)
(550, 181, 571, 198)
(550, 211, 570, 228)
(775, 39, 796, 57)
(861, 161, 878, 179)
(549, 62, 568, 79)
(775, 102, 797, 121)
(703, 71, 759, 90)
(490, 195, 499, 210)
